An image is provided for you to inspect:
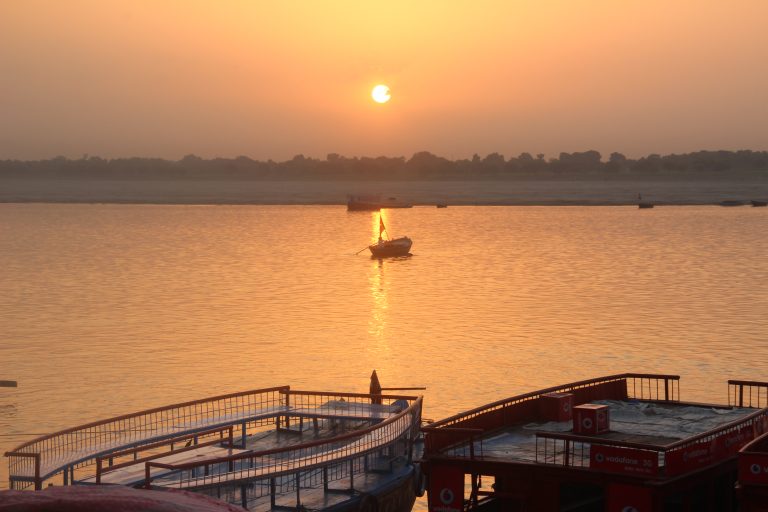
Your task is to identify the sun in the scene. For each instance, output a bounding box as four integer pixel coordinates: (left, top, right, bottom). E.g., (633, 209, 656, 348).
(371, 84, 391, 104)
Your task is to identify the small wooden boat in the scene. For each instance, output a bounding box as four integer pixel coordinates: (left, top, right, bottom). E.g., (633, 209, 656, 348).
(436, 204, 447, 208)
(369, 217, 412, 258)
(720, 200, 746, 207)
(750, 200, 767, 207)
(638, 202, 654, 209)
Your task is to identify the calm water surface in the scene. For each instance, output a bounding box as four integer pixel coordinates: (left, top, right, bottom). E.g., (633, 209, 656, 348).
(2, 204, 768, 495)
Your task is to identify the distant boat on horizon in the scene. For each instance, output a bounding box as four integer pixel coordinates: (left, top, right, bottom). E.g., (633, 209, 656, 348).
(751, 200, 767, 207)
(720, 200, 746, 207)
(369, 216, 412, 258)
(638, 202, 654, 209)
(347, 195, 412, 211)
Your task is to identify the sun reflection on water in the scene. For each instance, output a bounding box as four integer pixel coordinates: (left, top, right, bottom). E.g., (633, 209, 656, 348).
(368, 258, 389, 346)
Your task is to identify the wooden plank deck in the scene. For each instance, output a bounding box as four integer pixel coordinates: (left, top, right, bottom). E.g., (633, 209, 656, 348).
(79, 445, 250, 486)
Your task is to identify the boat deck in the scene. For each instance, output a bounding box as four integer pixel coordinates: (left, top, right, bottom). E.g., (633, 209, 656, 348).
(80, 418, 374, 487)
(148, 416, 409, 490)
(448, 400, 756, 465)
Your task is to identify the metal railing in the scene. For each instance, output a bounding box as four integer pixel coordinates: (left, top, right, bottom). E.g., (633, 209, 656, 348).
(423, 373, 679, 456)
(143, 396, 423, 509)
(5, 386, 287, 490)
(5, 387, 419, 492)
(729, 380, 768, 408)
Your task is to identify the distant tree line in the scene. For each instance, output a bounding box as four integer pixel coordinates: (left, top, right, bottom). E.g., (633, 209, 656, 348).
(1, 150, 767, 181)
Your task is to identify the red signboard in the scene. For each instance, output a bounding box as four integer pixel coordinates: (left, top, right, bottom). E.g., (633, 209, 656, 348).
(428, 465, 464, 512)
(665, 438, 719, 476)
(721, 425, 755, 456)
(590, 445, 658, 476)
(606, 483, 653, 512)
(739, 454, 768, 485)
(666, 426, 756, 476)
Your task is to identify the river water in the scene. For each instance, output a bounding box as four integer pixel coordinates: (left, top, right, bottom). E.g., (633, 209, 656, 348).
(1, 203, 768, 498)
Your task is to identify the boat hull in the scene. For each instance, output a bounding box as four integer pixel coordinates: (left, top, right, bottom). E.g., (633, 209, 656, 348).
(369, 237, 412, 258)
(325, 466, 417, 512)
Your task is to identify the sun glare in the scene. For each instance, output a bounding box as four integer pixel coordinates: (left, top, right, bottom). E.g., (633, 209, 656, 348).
(371, 84, 391, 104)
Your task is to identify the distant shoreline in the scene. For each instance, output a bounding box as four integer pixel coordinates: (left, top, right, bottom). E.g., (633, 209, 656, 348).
(1, 178, 767, 206)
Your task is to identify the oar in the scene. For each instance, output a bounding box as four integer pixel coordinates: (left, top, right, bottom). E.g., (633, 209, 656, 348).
(354, 245, 370, 255)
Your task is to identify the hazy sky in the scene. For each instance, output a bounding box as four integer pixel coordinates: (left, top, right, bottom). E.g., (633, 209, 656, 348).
(2, 1, 767, 161)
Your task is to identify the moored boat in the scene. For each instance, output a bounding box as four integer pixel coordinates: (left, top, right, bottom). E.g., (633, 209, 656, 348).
(369, 217, 412, 258)
(421, 373, 768, 511)
(4, 380, 423, 512)
(638, 202, 654, 209)
(750, 200, 767, 207)
(736, 429, 768, 511)
(720, 200, 746, 207)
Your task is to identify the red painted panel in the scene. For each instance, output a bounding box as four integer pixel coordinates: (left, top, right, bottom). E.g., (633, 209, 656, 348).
(739, 453, 768, 485)
(428, 465, 464, 512)
(591, 445, 659, 476)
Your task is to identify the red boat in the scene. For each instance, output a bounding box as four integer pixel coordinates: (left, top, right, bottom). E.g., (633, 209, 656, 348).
(736, 421, 768, 511)
(421, 373, 768, 512)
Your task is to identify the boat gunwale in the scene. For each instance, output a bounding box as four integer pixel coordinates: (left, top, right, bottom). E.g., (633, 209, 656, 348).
(739, 429, 768, 455)
(424, 373, 680, 430)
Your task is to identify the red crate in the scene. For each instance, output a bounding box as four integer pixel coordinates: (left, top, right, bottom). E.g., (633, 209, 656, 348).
(539, 392, 574, 422)
(573, 404, 610, 434)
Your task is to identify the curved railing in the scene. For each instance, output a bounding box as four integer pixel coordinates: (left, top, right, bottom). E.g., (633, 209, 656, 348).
(423, 373, 680, 455)
(145, 396, 423, 492)
(4, 386, 418, 491)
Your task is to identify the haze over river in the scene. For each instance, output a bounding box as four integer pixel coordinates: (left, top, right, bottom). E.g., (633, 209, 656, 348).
(2, 204, 768, 496)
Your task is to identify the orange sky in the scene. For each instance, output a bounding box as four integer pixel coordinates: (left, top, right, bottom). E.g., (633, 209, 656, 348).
(1, 1, 767, 160)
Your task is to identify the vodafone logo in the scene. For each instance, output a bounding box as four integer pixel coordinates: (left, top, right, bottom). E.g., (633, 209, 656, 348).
(563, 402, 571, 413)
(440, 488, 455, 505)
(751, 463, 763, 475)
(582, 417, 593, 429)
(594, 452, 605, 463)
